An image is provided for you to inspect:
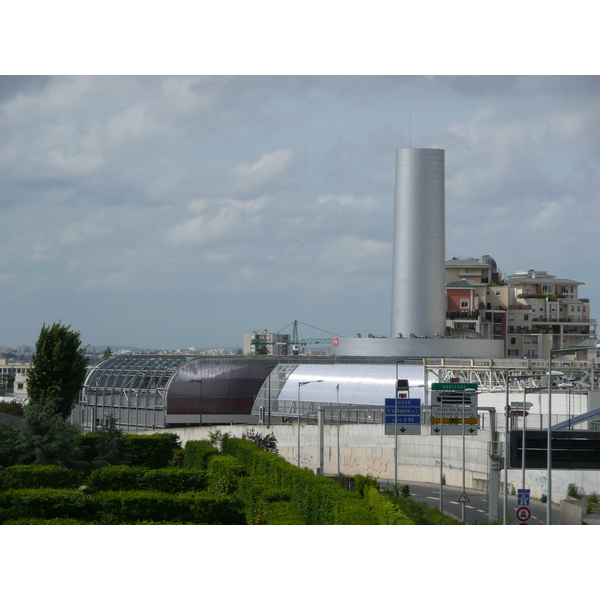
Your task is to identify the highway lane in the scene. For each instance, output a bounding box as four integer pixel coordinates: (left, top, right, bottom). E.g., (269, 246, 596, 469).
(380, 480, 560, 524)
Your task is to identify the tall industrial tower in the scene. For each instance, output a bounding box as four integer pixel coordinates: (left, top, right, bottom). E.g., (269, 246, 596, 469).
(390, 148, 446, 339)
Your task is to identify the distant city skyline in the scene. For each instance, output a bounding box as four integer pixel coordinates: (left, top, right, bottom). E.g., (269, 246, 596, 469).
(1, 75, 599, 351)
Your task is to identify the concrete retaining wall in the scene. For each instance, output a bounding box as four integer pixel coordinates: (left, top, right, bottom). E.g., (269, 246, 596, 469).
(148, 422, 600, 502)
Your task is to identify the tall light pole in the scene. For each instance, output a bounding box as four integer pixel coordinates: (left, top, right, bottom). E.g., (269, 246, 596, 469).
(504, 372, 532, 525)
(297, 380, 323, 467)
(547, 343, 599, 524)
(336, 383, 340, 476)
(267, 365, 275, 429)
(190, 379, 203, 426)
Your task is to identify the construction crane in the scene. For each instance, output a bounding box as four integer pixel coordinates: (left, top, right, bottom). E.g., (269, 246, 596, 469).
(249, 320, 341, 355)
(282, 320, 341, 355)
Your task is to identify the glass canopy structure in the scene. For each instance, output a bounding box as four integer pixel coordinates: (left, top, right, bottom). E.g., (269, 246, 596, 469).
(71, 355, 274, 432)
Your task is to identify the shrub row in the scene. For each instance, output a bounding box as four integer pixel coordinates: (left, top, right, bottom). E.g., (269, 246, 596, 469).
(1, 464, 210, 494)
(1, 465, 83, 490)
(220, 437, 377, 525)
(84, 465, 209, 493)
(366, 487, 413, 524)
(236, 476, 301, 524)
(354, 474, 381, 498)
(78, 432, 180, 469)
(0, 488, 244, 524)
(183, 440, 219, 470)
(382, 490, 461, 525)
(207, 455, 245, 494)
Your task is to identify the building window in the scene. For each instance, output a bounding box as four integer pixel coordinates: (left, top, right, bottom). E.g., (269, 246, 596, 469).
(508, 349, 519, 357)
(495, 291, 501, 296)
(460, 299, 469, 309)
(524, 315, 529, 321)
(510, 337, 516, 344)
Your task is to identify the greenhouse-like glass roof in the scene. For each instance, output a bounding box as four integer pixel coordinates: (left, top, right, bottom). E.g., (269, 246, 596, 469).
(84, 355, 195, 391)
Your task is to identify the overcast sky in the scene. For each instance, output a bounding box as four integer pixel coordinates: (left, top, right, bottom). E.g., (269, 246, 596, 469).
(1, 75, 599, 350)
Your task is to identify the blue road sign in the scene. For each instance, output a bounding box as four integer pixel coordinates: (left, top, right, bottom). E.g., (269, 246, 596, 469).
(517, 489, 531, 506)
(384, 398, 422, 435)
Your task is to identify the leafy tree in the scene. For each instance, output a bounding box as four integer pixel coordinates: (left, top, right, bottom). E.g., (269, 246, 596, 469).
(255, 344, 269, 355)
(100, 347, 113, 361)
(241, 427, 278, 453)
(12, 397, 85, 469)
(91, 415, 125, 468)
(27, 322, 88, 418)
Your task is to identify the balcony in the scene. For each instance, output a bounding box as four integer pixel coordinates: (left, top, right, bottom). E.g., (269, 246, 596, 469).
(531, 317, 596, 324)
(447, 310, 479, 320)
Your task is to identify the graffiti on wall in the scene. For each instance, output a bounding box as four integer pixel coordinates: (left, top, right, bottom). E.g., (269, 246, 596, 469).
(365, 454, 391, 475)
(292, 453, 314, 467)
(337, 453, 391, 475)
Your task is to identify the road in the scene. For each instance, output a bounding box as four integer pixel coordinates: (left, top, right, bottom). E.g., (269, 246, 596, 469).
(380, 480, 560, 524)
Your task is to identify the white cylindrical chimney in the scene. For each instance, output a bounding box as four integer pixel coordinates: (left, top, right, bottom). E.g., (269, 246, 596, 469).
(391, 148, 446, 339)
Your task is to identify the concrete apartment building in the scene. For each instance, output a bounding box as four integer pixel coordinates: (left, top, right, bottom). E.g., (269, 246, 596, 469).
(243, 329, 291, 355)
(445, 256, 597, 359)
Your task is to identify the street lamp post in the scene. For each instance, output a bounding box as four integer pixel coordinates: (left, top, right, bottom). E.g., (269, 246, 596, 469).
(336, 383, 340, 476)
(190, 379, 203, 426)
(267, 365, 275, 429)
(297, 380, 323, 467)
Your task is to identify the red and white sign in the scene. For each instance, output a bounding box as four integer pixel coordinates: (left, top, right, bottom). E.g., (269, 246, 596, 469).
(516, 507, 531, 522)
(333, 337, 339, 346)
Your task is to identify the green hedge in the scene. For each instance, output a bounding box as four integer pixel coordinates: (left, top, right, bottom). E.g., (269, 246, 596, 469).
(4, 517, 90, 525)
(183, 440, 219, 469)
(2, 465, 83, 490)
(77, 432, 181, 469)
(0, 489, 97, 523)
(366, 487, 414, 524)
(384, 492, 461, 525)
(264, 501, 305, 525)
(122, 434, 180, 469)
(207, 455, 245, 494)
(222, 437, 377, 525)
(84, 465, 149, 492)
(84, 465, 209, 493)
(138, 468, 209, 494)
(93, 490, 244, 524)
(0, 488, 244, 524)
(236, 476, 295, 524)
(354, 474, 380, 498)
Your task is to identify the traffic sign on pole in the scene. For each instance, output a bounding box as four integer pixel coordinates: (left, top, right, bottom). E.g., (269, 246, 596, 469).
(516, 506, 531, 522)
(384, 397, 421, 435)
(517, 489, 531, 506)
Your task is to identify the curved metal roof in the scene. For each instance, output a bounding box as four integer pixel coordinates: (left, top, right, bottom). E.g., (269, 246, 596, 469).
(252, 363, 436, 419)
